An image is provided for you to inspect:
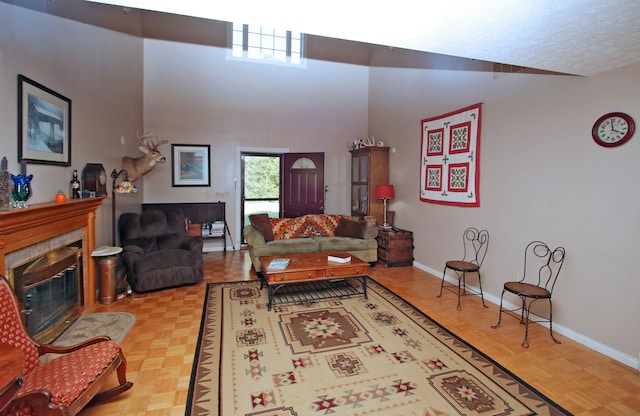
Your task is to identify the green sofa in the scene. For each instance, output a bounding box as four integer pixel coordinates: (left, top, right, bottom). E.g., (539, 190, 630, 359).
(243, 214, 378, 273)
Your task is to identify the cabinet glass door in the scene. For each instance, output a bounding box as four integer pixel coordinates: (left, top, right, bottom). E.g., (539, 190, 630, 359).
(360, 153, 369, 182)
(351, 184, 368, 215)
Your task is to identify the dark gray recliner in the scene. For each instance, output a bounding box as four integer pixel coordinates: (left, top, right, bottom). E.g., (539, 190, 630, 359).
(118, 209, 203, 292)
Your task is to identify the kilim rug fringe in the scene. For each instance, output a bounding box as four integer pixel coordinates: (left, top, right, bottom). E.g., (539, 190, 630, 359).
(186, 279, 570, 416)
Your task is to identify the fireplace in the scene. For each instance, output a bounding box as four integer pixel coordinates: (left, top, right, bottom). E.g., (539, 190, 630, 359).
(10, 245, 82, 343)
(0, 198, 106, 323)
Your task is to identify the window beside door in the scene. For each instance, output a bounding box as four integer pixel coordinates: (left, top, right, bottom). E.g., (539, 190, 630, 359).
(241, 153, 281, 241)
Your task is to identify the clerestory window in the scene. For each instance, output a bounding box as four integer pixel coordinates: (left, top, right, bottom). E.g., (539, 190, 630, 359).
(231, 23, 303, 65)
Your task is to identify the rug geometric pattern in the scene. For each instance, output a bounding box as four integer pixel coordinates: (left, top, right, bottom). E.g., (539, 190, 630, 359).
(186, 279, 570, 416)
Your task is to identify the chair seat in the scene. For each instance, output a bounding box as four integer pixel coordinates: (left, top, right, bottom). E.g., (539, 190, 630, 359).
(504, 281, 551, 299)
(18, 341, 120, 406)
(445, 260, 480, 272)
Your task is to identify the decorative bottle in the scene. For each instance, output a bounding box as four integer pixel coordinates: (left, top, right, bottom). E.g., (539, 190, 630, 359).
(69, 169, 81, 199)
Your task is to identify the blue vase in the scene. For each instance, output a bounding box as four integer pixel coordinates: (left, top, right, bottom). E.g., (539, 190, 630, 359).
(11, 173, 33, 208)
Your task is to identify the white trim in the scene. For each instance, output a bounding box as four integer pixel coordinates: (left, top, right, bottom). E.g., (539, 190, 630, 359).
(413, 261, 639, 370)
(235, 146, 289, 249)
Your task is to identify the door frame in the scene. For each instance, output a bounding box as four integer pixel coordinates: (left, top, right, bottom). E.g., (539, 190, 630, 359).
(235, 146, 289, 247)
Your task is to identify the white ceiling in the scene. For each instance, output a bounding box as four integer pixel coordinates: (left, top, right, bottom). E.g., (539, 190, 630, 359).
(85, 0, 640, 76)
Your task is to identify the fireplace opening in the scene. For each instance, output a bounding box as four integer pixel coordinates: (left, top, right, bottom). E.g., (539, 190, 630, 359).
(11, 244, 82, 344)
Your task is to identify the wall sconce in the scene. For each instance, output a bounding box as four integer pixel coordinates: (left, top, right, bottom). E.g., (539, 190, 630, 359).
(111, 169, 136, 246)
(375, 184, 394, 229)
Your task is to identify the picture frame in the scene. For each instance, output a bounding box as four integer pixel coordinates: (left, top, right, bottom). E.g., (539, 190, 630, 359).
(18, 75, 72, 166)
(172, 144, 211, 187)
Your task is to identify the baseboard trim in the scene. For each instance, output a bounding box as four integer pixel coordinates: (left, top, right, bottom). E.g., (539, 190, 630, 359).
(413, 261, 639, 370)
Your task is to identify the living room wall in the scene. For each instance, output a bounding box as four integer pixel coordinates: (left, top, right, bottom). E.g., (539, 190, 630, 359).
(0, 3, 144, 247)
(368, 62, 640, 365)
(140, 39, 369, 241)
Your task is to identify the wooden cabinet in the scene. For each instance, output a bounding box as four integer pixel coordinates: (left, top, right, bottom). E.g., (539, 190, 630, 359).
(377, 227, 414, 267)
(350, 146, 389, 225)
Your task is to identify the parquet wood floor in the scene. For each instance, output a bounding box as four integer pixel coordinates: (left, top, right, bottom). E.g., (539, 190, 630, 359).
(79, 250, 640, 415)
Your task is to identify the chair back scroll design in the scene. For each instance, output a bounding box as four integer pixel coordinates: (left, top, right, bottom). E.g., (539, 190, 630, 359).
(461, 227, 490, 268)
(521, 241, 566, 295)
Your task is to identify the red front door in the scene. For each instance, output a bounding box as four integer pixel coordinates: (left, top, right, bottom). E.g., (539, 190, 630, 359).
(283, 153, 324, 217)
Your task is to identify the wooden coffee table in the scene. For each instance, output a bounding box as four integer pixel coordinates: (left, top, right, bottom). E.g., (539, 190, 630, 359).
(259, 251, 370, 311)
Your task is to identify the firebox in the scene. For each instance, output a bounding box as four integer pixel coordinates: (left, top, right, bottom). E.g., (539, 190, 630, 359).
(11, 245, 82, 344)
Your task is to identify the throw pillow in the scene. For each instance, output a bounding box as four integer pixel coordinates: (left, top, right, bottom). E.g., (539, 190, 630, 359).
(249, 213, 274, 241)
(334, 217, 367, 238)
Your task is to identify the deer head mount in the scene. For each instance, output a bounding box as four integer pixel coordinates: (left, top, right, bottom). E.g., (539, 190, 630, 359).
(121, 131, 168, 182)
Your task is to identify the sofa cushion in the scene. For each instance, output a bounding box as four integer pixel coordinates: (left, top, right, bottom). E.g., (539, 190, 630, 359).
(250, 238, 319, 257)
(122, 237, 157, 252)
(313, 236, 378, 252)
(157, 233, 184, 250)
(334, 217, 367, 238)
(300, 214, 340, 237)
(271, 217, 307, 240)
(249, 213, 274, 241)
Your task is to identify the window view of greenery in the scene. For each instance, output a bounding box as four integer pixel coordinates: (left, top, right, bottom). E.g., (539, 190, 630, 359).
(232, 23, 302, 64)
(243, 155, 280, 228)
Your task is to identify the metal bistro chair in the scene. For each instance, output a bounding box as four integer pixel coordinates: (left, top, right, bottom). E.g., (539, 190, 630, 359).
(437, 227, 489, 310)
(492, 241, 566, 348)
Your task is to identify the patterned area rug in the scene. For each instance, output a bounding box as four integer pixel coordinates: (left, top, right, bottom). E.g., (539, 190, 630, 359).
(53, 312, 136, 346)
(187, 280, 569, 416)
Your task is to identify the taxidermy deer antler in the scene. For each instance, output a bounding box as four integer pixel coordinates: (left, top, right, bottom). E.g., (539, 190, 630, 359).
(121, 130, 168, 182)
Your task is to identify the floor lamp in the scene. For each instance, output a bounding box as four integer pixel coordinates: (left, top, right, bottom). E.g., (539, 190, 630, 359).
(111, 169, 136, 246)
(375, 184, 394, 228)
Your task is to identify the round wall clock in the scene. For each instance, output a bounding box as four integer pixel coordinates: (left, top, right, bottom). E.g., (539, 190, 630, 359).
(592, 112, 635, 147)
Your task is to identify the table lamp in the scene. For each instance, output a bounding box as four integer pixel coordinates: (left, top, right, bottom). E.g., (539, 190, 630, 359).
(375, 184, 394, 228)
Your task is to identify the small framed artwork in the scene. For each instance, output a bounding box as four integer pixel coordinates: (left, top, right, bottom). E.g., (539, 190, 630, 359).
(172, 144, 211, 187)
(18, 75, 72, 166)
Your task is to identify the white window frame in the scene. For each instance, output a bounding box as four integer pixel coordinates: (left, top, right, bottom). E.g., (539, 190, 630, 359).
(229, 23, 305, 67)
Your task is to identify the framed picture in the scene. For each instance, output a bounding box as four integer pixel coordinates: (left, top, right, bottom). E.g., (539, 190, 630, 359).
(18, 75, 72, 166)
(172, 144, 211, 187)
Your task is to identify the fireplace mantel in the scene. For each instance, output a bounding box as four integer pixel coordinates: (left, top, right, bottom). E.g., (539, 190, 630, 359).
(0, 197, 107, 306)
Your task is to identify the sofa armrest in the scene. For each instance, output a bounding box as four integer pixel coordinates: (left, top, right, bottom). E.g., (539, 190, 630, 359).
(243, 224, 267, 247)
(363, 226, 378, 240)
(122, 245, 144, 255)
(121, 245, 144, 271)
(182, 236, 204, 252)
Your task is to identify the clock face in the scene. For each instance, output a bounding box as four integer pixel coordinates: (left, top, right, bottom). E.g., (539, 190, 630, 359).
(592, 112, 635, 147)
(99, 170, 107, 185)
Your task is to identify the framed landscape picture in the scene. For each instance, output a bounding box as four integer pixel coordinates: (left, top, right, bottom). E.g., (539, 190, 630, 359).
(18, 75, 71, 166)
(172, 144, 211, 187)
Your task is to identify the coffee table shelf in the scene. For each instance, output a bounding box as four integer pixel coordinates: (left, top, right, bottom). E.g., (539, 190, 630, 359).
(269, 278, 367, 309)
(259, 251, 370, 311)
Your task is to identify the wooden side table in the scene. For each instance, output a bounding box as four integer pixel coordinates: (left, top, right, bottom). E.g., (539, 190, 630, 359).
(0, 344, 25, 412)
(377, 226, 414, 267)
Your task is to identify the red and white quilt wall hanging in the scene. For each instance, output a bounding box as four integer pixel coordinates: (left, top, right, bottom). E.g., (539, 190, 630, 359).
(420, 103, 482, 207)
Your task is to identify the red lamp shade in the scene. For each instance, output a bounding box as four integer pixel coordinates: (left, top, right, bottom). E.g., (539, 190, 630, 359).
(375, 184, 394, 199)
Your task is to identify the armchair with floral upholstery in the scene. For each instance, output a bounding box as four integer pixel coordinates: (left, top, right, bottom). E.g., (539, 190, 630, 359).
(0, 275, 133, 416)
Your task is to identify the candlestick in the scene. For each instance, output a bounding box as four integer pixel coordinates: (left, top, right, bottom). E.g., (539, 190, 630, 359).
(1, 157, 7, 171)
(21, 160, 27, 175)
